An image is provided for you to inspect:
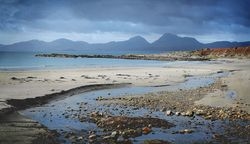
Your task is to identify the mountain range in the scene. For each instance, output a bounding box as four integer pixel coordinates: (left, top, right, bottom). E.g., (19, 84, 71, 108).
(0, 33, 249, 52)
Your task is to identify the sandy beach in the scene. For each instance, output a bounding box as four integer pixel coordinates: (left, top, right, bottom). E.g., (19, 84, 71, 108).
(0, 65, 216, 101)
(1, 58, 250, 143)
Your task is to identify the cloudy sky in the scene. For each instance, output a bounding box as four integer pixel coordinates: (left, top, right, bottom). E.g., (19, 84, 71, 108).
(0, 0, 249, 44)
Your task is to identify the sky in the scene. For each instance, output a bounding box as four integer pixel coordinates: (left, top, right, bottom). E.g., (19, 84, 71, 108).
(0, 0, 249, 44)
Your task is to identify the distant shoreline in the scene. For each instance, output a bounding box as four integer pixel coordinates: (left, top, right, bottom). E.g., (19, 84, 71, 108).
(35, 46, 250, 61)
(35, 53, 210, 61)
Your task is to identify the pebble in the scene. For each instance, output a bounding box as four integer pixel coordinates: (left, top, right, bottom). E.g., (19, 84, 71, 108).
(166, 110, 172, 116)
(179, 129, 194, 134)
(186, 111, 194, 117)
(175, 112, 180, 116)
(88, 134, 96, 139)
(111, 131, 118, 138)
(195, 109, 204, 115)
(117, 136, 125, 142)
(161, 107, 167, 112)
(77, 136, 83, 140)
(142, 127, 151, 134)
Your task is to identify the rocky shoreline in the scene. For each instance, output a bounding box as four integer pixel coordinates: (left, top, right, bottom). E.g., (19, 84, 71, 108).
(98, 79, 250, 121)
(94, 79, 250, 143)
(35, 53, 210, 61)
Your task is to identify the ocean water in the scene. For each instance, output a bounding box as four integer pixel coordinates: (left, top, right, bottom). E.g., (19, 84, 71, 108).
(0, 51, 170, 70)
(0, 51, 215, 71)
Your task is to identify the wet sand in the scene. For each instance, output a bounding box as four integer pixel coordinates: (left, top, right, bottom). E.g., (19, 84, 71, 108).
(0, 112, 58, 144)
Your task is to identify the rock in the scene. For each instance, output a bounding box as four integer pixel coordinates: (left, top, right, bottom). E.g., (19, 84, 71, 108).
(166, 110, 172, 116)
(90, 111, 98, 117)
(11, 77, 18, 80)
(77, 136, 83, 140)
(195, 109, 204, 115)
(88, 134, 96, 139)
(179, 129, 194, 134)
(217, 70, 224, 73)
(142, 127, 151, 134)
(96, 96, 104, 101)
(103, 135, 111, 139)
(185, 111, 194, 117)
(117, 136, 125, 142)
(161, 107, 167, 112)
(148, 124, 152, 128)
(121, 129, 142, 139)
(204, 115, 212, 120)
(181, 112, 186, 116)
(110, 131, 118, 138)
(143, 140, 171, 144)
(175, 112, 180, 116)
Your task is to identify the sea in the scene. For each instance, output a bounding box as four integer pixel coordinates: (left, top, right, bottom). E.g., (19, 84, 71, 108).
(0, 50, 171, 70)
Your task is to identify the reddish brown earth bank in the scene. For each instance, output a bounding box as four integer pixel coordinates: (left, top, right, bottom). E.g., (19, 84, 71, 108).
(193, 46, 250, 58)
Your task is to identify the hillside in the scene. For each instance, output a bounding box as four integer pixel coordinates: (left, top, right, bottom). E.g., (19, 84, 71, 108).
(192, 46, 250, 58)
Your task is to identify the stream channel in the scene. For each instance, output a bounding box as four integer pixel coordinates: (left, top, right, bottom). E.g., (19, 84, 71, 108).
(20, 72, 247, 143)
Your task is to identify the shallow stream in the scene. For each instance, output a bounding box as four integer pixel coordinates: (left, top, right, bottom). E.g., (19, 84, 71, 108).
(20, 72, 247, 143)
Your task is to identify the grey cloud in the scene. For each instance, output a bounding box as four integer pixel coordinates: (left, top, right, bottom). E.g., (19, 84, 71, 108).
(0, 0, 249, 43)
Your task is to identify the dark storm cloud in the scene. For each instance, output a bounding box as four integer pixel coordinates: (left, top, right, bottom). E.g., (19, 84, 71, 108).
(0, 0, 249, 43)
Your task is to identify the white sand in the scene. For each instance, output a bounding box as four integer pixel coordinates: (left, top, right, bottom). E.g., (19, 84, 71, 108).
(0, 66, 214, 100)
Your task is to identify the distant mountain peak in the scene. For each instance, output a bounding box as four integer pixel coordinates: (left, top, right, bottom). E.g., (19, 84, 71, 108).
(162, 33, 178, 37)
(52, 38, 73, 43)
(128, 36, 149, 44)
(129, 35, 145, 40)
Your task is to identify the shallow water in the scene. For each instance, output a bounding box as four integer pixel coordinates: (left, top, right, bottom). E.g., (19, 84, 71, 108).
(19, 72, 244, 143)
